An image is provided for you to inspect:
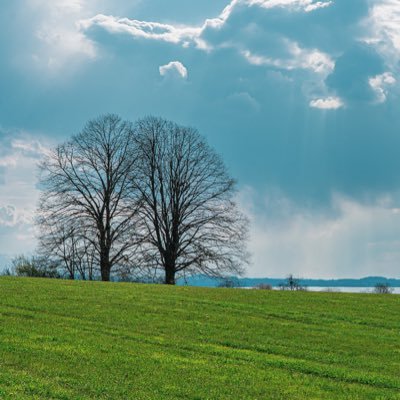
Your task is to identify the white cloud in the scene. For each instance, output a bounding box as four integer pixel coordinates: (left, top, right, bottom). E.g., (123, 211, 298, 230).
(202, 0, 240, 30)
(304, 1, 332, 12)
(287, 41, 334, 74)
(0, 155, 18, 168)
(0, 205, 18, 227)
(0, 132, 49, 256)
(80, 0, 335, 59)
(0, 205, 33, 227)
(79, 14, 206, 48)
(246, 0, 332, 12)
(0, 133, 49, 213)
(0, 137, 48, 167)
(364, 0, 400, 69)
(242, 42, 334, 75)
(239, 188, 400, 278)
(79, 1, 336, 107)
(11, 138, 48, 157)
(159, 61, 188, 79)
(369, 72, 396, 103)
(309, 96, 344, 109)
(25, 0, 96, 72)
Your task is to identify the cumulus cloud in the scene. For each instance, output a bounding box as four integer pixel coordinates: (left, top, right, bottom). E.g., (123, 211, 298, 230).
(0, 131, 48, 211)
(0, 205, 33, 227)
(0, 136, 48, 167)
(303, 1, 332, 12)
(240, 188, 400, 278)
(80, 0, 335, 67)
(0, 130, 48, 258)
(14, 0, 97, 73)
(369, 72, 396, 103)
(242, 42, 334, 75)
(246, 0, 332, 12)
(12, 138, 48, 157)
(159, 61, 188, 79)
(309, 96, 344, 109)
(79, 0, 339, 109)
(80, 14, 207, 48)
(325, 44, 386, 104)
(0, 205, 18, 227)
(0, 155, 18, 169)
(365, 0, 400, 68)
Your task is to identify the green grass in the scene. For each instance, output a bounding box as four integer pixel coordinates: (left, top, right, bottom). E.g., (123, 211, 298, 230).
(0, 278, 399, 399)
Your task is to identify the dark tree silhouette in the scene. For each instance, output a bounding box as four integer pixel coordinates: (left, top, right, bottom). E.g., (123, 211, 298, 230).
(38, 222, 79, 280)
(133, 117, 249, 285)
(11, 255, 60, 278)
(37, 114, 142, 281)
(374, 283, 393, 294)
(279, 274, 307, 291)
(37, 219, 96, 280)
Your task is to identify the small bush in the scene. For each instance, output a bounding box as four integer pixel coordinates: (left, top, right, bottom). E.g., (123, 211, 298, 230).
(279, 274, 307, 291)
(374, 283, 393, 294)
(0, 268, 13, 276)
(11, 255, 60, 279)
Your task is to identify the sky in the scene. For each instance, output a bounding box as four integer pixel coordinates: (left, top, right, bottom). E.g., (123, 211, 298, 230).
(1, 0, 400, 278)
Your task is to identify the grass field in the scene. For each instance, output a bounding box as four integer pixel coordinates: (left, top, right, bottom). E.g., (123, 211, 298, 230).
(0, 277, 399, 399)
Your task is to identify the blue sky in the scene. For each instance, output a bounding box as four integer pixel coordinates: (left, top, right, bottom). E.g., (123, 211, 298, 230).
(1, 0, 400, 278)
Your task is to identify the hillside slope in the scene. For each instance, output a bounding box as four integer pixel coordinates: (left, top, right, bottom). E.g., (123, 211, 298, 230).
(0, 278, 399, 399)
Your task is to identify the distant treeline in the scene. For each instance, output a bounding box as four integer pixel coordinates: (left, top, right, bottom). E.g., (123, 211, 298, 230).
(177, 275, 400, 288)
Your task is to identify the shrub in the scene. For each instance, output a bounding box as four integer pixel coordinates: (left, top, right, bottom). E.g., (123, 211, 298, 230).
(279, 274, 307, 291)
(374, 283, 393, 294)
(11, 255, 60, 279)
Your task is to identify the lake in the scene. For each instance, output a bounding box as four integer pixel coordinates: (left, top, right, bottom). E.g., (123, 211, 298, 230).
(278, 286, 400, 294)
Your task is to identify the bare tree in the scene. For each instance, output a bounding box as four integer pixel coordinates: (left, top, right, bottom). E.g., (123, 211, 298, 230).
(37, 219, 96, 280)
(10, 254, 60, 278)
(133, 117, 249, 285)
(37, 114, 142, 281)
(374, 283, 393, 294)
(279, 274, 307, 291)
(77, 235, 97, 281)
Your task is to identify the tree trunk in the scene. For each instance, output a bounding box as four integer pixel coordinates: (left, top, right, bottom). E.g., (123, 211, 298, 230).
(101, 266, 111, 281)
(165, 267, 176, 285)
(100, 248, 111, 281)
(99, 226, 112, 282)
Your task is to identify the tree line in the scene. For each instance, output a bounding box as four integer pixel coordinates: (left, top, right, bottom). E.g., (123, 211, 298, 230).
(34, 114, 249, 284)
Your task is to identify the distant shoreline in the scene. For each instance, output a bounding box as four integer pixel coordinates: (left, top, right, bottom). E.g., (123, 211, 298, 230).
(177, 275, 400, 288)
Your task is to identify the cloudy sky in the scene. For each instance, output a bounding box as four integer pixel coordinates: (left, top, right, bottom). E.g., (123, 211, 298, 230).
(1, 0, 400, 278)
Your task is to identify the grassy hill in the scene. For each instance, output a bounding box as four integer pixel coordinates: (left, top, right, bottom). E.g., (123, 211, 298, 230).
(0, 278, 399, 399)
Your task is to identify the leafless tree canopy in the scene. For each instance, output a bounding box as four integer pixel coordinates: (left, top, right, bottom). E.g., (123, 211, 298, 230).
(374, 283, 393, 294)
(38, 218, 96, 280)
(37, 114, 249, 283)
(37, 114, 142, 281)
(133, 117, 249, 284)
(279, 274, 307, 291)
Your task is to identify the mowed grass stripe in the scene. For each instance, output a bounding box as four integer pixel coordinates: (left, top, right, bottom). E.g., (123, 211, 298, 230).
(0, 277, 399, 399)
(2, 301, 398, 390)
